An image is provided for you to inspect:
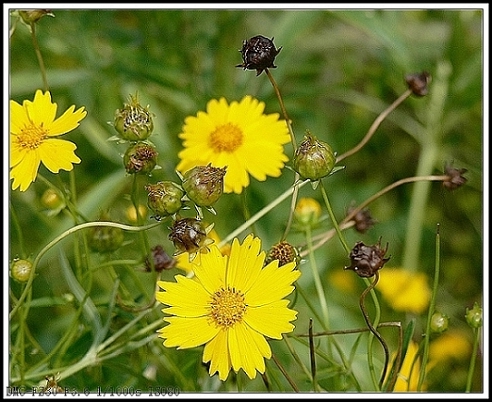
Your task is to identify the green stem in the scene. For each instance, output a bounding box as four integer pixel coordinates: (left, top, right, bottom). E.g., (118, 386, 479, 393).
(9, 221, 162, 320)
(219, 179, 309, 247)
(402, 60, 452, 272)
(465, 327, 480, 392)
(29, 22, 49, 91)
(417, 224, 441, 390)
(319, 183, 350, 254)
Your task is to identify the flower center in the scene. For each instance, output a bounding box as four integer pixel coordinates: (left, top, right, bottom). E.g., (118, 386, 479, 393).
(209, 123, 243, 153)
(210, 287, 247, 329)
(16, 124, 47, 149)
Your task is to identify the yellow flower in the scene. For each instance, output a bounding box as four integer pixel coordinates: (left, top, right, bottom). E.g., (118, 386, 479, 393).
(156, 234, 301, 381)
(389, 340, 425, 391)
(429, 330, 471, 363)
(377, 268, 431, 314)
(176, 96, 290, 194)
(10, 90, 87, 191)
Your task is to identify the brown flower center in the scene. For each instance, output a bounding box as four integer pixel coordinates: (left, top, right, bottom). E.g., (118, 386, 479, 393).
(209, 123, 243, 153)
(16, 124, 47, 149)
(210, 287, 247, 329)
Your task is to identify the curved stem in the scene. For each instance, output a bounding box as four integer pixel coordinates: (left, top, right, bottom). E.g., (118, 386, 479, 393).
(9, 221, 162, 320)
(360, 272, 389, 391)
(336, 89, 412, 163)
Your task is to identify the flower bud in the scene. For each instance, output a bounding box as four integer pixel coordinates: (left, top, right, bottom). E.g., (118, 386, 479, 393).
(443, 164, 467, 191)
(265, 241, 299, 267)
(18, 9, 54, 25)
(114, 94, 154, 141)
(236, 35, 282, 76)
(88, 223, 125, 253)
(293, 131, 336, 181)
(405, 71, 431, 96)
(430, 312, 449, 334)
(465, 302, 483, 329)
(123, 142, 158, 175)
(10, 258, 33, 283)
(169, 218, 214, 256)
(294, 197, 322, 227)
(40, 188, 66, 215)
(344, 238, 390, 278)
(181, 164, 226, 207)
(348, 204, 376, 234)
(144, 245, 176, 272)
(146, 181, 184, 220)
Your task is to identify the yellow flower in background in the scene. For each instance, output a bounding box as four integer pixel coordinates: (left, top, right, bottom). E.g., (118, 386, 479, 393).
(390, 340, 425, 391)
(377, 268, 431, 314)
(429, 330, 471, 363)
(176, 96, 290, 194)
(156, 234, 301, 381)
(10, 90, 87, 191)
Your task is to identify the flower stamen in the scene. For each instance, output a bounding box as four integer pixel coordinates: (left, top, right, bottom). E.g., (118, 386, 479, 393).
(16, 124, 48, 149)
(209, 123, 243, 153)
(210, 287, 247, 329)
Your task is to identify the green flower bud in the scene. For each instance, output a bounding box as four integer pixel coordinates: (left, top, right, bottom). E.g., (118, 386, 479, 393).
(114, 93, 154, 141)
(123, 142, 158, 175)
(465, 302, 483, 329)
(182, 164, 226, 207)
(430, 312, 449, 334)
(146, 181, 184, 220)
(88, 224, 125, 253)
(40, 188, 65, 214)
(168, 218, 214, 256)
(293, 130, 336, 181)
(10, 258, 33, 283)
(294, 197, 321, 227)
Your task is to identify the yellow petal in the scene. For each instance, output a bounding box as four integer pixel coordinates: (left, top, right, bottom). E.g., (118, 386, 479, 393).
(48, 105, 87, 136)
(10, 149, 41, 191)
(244, 300, 298, 339)
(38, 138, 81, 173)
(27, 90, 57, 126)
(156, 276, 211, 317)
(159, 316, 219, 349)
(203, 330, 231, 381)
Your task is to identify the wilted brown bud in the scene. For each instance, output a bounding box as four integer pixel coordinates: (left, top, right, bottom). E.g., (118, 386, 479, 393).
(236, 35, 282, 76)
(443, 164, 467, 191)
(405, 71, 431, 96)
(265, 241, 299, 267)
(144, 245, 176, 272)
(344, 238, 390, 278)
(348, 205, 376, 234)
(168, 218, 214, 256)
(123, 142, 158, 175)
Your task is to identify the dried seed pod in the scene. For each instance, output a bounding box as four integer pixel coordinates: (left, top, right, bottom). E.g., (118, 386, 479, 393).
(114, 93, 154, 141)
(236, 35, 282, 76)
(344, 238, 390, 278)
(443, 164, 467, 191)
(265, 241, 299, 267)
(123, 142, 158, 175)
(405, 71, 431, 96)
(144, 245, 176, 272)
(168, 218, 214, 257)
(146, 181, 184, 220)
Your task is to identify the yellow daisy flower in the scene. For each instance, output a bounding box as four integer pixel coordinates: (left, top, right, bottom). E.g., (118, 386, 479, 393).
(176, 95, 290, 194)
(10, 90, 87, 191)
(156, 234, 301, 381)
(376, 267, 431, 314)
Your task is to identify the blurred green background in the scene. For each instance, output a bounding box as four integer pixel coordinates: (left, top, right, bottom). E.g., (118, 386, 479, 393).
(8, 7, 484, 393)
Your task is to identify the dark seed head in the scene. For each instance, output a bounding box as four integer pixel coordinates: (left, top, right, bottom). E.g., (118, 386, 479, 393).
(236, 35, 282, 76)
(344, 238, 390, 278)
